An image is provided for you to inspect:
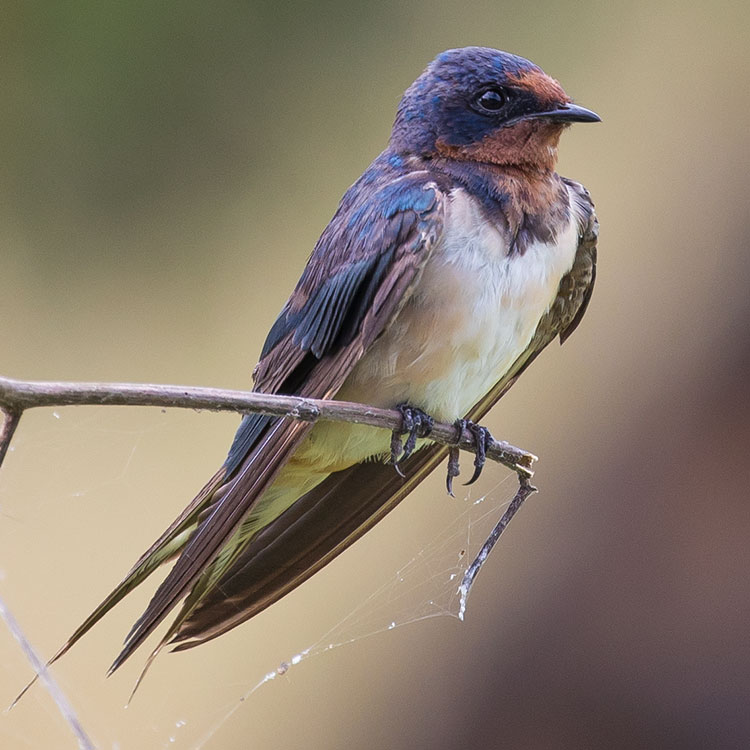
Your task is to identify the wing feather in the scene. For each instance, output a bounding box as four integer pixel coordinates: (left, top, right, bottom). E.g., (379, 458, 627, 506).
(105, 173, 445, 670)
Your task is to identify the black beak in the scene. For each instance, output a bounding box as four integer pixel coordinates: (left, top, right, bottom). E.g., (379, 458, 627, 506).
(529, 103, 601, 124)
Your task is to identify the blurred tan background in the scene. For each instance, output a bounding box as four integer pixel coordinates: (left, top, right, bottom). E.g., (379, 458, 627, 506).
(2, 1, 749, 748)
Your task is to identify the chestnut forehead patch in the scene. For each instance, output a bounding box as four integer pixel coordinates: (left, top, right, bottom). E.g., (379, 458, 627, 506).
(506, 68, 569, 107)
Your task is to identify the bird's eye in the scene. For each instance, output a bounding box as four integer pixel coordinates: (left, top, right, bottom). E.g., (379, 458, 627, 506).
(474, 88, 507, 113)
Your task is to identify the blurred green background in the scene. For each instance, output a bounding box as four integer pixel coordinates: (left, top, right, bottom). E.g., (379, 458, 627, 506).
(2, 1, 750, 748)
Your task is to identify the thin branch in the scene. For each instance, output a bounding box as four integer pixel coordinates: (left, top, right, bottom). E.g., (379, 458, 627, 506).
(457, 474, 538, 620)
(0, 408, 22, 472)
(0, 593, 95, 750)
(0, 375, 536, 476)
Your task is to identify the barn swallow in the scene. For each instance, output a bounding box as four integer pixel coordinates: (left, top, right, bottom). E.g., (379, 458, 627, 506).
(38, 47, 599, 680)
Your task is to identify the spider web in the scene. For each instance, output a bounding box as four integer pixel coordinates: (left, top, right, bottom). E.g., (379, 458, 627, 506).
(0, 408, 522, 750)
(190, 473, 516, 749)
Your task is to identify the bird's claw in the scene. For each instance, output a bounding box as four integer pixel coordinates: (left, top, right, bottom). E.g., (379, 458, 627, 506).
(446, 419, 466, 496)
(390, 404, 434, 476)
(445, 419, 494, 495)
(464, 422, 492, 486)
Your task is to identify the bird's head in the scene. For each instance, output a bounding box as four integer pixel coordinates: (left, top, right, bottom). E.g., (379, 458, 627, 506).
(391, 47, 600, 172)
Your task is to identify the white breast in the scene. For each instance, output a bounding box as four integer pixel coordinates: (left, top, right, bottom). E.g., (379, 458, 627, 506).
(341, 188, 579, 416)
(298, 186, 581, 470)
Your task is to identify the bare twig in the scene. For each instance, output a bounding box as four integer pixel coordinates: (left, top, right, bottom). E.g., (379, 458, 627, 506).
(0, 408, 22, 472)
(0, 594, 95, 750)
(0, 375, 536, 476)
(457, 474, 538, 620)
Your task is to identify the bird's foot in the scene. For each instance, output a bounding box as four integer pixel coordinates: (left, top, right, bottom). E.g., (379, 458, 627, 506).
(390, 404, 435, 476)
(446, 419, 493, 496)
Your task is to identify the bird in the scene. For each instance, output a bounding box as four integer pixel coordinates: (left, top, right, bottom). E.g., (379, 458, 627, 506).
(33, 46, 600, 686)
